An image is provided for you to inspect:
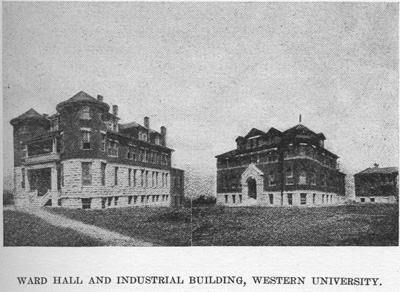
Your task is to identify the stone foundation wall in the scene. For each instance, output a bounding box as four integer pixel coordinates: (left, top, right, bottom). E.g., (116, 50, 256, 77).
(355, 196, 397, 204)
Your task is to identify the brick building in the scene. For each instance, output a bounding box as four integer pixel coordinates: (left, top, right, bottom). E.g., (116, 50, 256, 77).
(354, 164, 398, 203)
(215, 123, 346, 207)
(10, 91, 184, 209)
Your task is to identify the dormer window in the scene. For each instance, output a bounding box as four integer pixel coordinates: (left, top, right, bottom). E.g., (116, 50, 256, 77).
(80, 106, 91, 120)
(155, 137, 160, 145)
(50, 118, 59, 131)
(320, 140, 324, 147)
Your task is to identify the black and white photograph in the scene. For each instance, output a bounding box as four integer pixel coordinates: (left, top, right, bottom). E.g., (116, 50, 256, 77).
(1, 1, 399, 291)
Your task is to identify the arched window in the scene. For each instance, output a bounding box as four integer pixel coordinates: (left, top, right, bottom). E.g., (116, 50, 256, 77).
(299, 169, 307, 185)
(286, 167, 294, 185)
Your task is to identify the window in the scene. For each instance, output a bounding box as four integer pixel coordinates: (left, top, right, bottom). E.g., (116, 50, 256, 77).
(114, 197, 118, 206)
(145, 171, 149, 188)
(128, 169, 132, 186)
(156, 172, 159, 188)
(141, 170, 144, 187)
(141, 196, 145, 203)
(232, 195, 236, 203)
(108, 197, 112, 206)
(128, 196, 133, 204)
(108, 140, 118, 157)
(127, 146, 135, 160)
(134, 196, 138, 204)
(360, 198, 365, 203)
(22, 144, 27, 158)
(60, 165, 64, 187)
(114, 167, 118, 185)
(239, 195, 242, 203)
(269, 172, 276, 186)
(101, 163, 106, 186)
(281, 194, 284, 205)
(101, 134, 106, 151)
(370, 198, 375, 203)
(311, 171, 316, 186)
(321, 173, 327, 186)
(82, 131, 91, 150)
(300, 193, 307, 205)
(165, 173, 169, 187)
(60, 135, 65, 153)
(82, 162, 92, 186)
(322, 194, 325, 204)
(286, 167, 294, 185)
(299, 145, 306, 156)
(80, 106, 91, 119)
(269, 194, 274, 205)
(133, 170, 137, 187)
(155, 137, 160, 145)
(82, 198, 92, 209)
(50, 118, 59, 131)
(299, 169, 307, 185)
(21, 169, 25, 188)
(225, 195, 228, 203)
(313, 193, 316, 204)
(287, 193, 293, 205)
(102, 198, 106, 209)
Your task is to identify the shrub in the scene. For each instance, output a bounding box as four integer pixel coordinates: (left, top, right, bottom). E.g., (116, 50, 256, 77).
(192, 195, 216, 206)
(3, 190, 14, 206)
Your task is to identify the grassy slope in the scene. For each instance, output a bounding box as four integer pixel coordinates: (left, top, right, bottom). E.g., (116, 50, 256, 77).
(50, 207, 192, 246)
(49, 204, 398, 246)
(3, 210, 105, 246)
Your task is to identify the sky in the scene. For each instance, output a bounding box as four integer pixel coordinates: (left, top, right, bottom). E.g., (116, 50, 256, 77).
(2, 2, 398, 195)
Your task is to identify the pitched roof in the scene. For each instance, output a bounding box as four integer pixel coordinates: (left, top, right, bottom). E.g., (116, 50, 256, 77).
(356, 166, 398, 175)
(283, 124, 325, 139)
(119, 122, 141, 129)
(56, 91, 109, 111)
(244, 128, 266, 139)
(10, 108, 47, 126)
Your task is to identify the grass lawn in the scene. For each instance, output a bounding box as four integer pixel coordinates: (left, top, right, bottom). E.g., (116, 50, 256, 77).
(49, 203, 398, 246)
(3, 210, 105, 246)
(192, 204, 399, 246)
(50, 207, 192, 246)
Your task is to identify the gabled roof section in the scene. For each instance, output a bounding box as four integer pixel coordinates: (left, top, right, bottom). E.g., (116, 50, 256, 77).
(10, 108, 47, 126)
(244, 128, 266, 139)
(283, 124, 323, 139)
(356, 166, 398, 175)
(265, 127, 282, 136)
(56, 91, 110, 111)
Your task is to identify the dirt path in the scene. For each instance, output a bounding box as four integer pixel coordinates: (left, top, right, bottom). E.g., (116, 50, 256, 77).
(10, 207, 153, 247)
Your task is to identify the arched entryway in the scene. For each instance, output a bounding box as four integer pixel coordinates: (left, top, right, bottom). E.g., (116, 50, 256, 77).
(247, 177, 257, 199)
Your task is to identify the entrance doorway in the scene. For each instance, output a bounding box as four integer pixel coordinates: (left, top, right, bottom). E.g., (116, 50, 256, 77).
(28, 168, 51, 196)
(247, 178, 257, 199)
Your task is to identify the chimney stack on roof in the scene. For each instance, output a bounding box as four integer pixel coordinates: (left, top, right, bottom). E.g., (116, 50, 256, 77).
(374, 163, 379, 168)
(112, 105, 118, 116)
(97, 95, 104, 102)
(161, 126, 167, 146)
(144, 117, 150, 128)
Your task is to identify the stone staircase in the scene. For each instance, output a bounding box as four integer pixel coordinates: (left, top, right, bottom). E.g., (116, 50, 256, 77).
(28, 190, 52, 209)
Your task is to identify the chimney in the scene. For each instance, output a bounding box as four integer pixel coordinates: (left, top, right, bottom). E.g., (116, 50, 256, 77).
(374, 163, 379, 168)
(112, 105, 118, 116)
(144, 117, 150, 128)
(161, 126, 166, 146)
(97, 95, 104, 102)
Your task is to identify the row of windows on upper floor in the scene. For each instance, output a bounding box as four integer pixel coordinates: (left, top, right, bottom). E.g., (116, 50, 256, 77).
(218, 145, 337, 169)
(21, 133, 170, 166)
(219, 169, 338, 190)
(237, 137, 325, 151)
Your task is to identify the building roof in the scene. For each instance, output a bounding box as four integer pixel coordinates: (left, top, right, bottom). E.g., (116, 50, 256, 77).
(10, 108, 48, 126)
(56, 91, 110, 111)
(283, 124, 325, 140)
(355, 166, 398, 175)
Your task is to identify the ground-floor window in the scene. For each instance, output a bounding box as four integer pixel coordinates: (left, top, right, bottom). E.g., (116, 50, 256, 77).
(114, 197, 118, 206)
(322, 194, 325, 204)
(225, 195, 228, 203)
(287, 193, 293, 205)
(134, 196, 138, 204)
(360, 197, 365, 203)
(239, 195, 242, 203)
(58, 199, 62, 207)
(232, 195, 236, 203)
(128, 196, 133, 204)
(281, 194, 284, 205)
(156, 195, 159, 202)
(313, 193, 316, 204)
(141, 196, 145, 203)
(108, 197, 112, 206)
(300, 193, 307, 205)
(102, 198, 106, 209)
(82, 198, 92, 209)
(370, 198, 375, 203)
(269, 194, 273, 205)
